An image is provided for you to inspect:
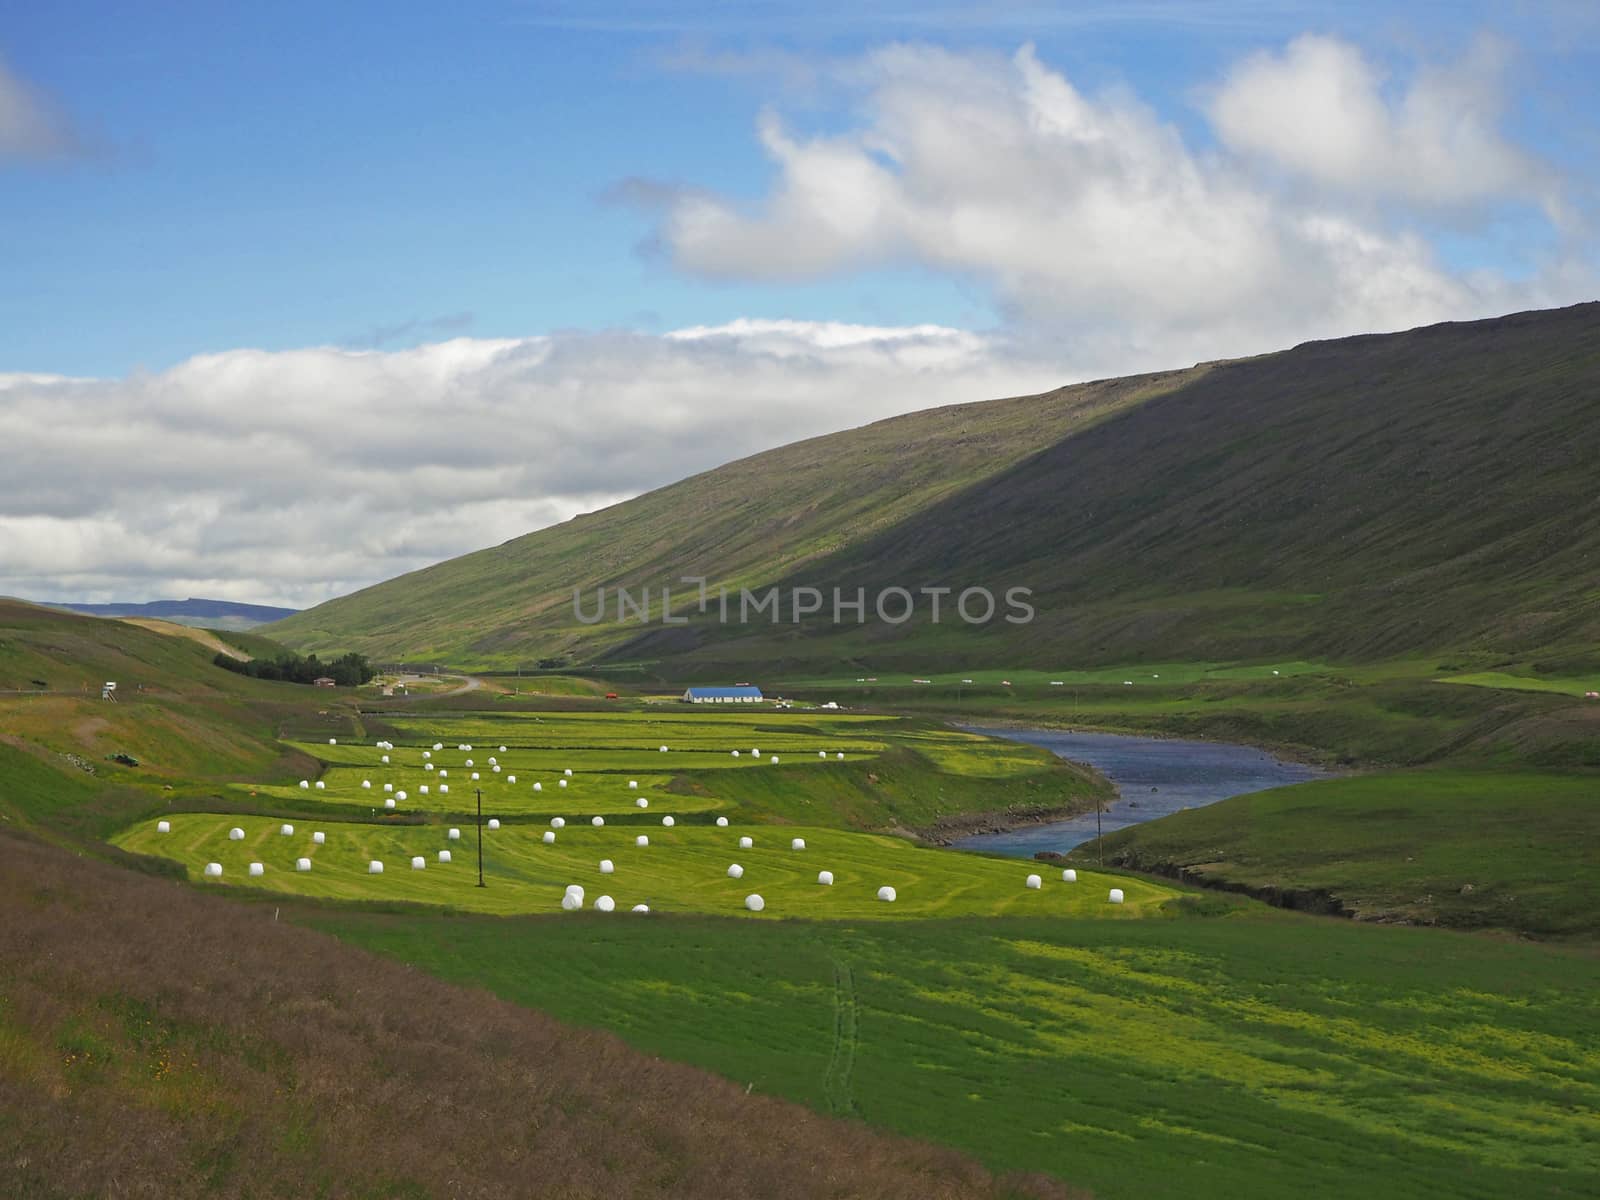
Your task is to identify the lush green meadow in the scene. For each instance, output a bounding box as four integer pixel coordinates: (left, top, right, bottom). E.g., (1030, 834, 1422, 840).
(322, 907, 1600, 1200)
(114, 812, 1168, 918)
(1083, 770, 1600, 938)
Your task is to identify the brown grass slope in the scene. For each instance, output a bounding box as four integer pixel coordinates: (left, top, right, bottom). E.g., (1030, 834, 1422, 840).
(0, 832, 1076, 1200)
(265, 369, 1205, 666)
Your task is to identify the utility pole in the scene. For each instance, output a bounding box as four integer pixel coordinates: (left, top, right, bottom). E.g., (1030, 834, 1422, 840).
(475, 787, 486, 888)
(1097, 802, 1103, 867)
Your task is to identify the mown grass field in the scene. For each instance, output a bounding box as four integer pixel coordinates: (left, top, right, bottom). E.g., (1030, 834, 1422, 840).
(1082, 769, 1600, 939)
(322, 907, 1600, 1200)
(114, 813, 1169, 918)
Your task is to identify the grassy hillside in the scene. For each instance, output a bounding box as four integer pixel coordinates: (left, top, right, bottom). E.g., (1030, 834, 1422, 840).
(0, 831, 1074, 1200)
(270, 302, 1600, 675)
(266, 366, 1205, 665)
(326, 906, 1600, 1200)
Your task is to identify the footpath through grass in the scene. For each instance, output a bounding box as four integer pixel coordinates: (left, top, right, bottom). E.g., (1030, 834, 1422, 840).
(321, 906, 1600, 1200)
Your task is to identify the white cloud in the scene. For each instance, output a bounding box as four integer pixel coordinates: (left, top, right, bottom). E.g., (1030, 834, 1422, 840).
(641, 42, 1590, 360)
(0, 322, 1065, 608)
(1207, 34, 1565, 220)
(0, 58, 86, 160)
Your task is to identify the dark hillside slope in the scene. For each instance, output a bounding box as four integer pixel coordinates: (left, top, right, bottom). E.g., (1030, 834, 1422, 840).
(637, 302, 1600, 672)
(267, 367, 1206, 665)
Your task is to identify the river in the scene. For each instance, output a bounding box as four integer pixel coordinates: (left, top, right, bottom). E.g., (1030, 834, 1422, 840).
(953, 727, 1330, 858)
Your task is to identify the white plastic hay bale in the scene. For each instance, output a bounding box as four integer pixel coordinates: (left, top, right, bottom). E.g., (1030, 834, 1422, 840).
(157, 820, 171, 833)
(448, 827, 461, 840)
(280, 823, 294, 836)
(228, 827, 245, 841)
(558, 779, 567, 788)
(204, 862, 222, 878)
(770, 756, 779, 764)
(423, 750, 431, 759)
(439, 784, 449, 794)
(565, 884, 585, 901)
(395, 790, 407, 801)
(328, 737, 337, 745)
(817, 871, 834, 886)
(419, 784, 430, 794)
(470, 772, 480, 781)
(731, 750, 740, 758)
(1062, 868, 1077, 883)
(434, 743, 443, 751)
(751, 748, 760, 756)
(591, 815, 604, 827)
(488, 818, 501, 830)
(533, 781, 542, 791)
(249, 862, 264, 877)
(715, 816, 729, 827)
(506, 774, 515, 783)
(659, 745, 668, 752)
(738, 836, 754, 849)
(563, 768, 573, 777)
(819, 751, 827, 759)
(745, 893, 765, 912)
(595, 894, 616, 913)
(635, 797, 648, 808)
(489, 756, 497, 765)
(550, 817, 565, 829)
(661, 815, 675, 827)
(628, 780, 638, 789)
(313, 831, 326, 844)
(438, 770, 448, 778)
(362, 779, 372, 789)
(425, 762, 434, 771)
(1108, 888, 1125, 904)
(314, 780, 326, 790)
(381, 755, 390, 764)
(543, 831, 556, 844)
(631, 904, 649, 913)
(877, 885, 897, 903)
(791, 838, 806, 851)
(1025, 874, 1042, 890)
(298, 780, 309, 789)
(368, 860, 384, 874)
(836, 752, 844, 760)
(296, 857, 312, 872)
(499, 745, 507, 752)
(411, 856, 425, 870)
(384, 783, 394, 792)
(635, 834, 649, 847)
(727, 863, 744, 879)
(492, 765, 501, 774)
(384, 798, 396, 810)
(438, 849, 452, 863)
(465, 758, 473, 766)
(561, 891, 581, 911)
(599, 859, 615, 874)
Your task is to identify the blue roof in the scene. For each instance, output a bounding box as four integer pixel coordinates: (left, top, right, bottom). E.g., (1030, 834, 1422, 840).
(684, 686, 763, 699)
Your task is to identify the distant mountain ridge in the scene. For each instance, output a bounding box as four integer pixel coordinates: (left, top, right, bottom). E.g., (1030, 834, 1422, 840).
(43, 597, 299, 631)
(269, 302, 1600, 674)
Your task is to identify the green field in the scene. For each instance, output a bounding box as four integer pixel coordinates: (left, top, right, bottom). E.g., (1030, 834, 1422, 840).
(1082, 770, 1600, 939)
(322, 908, 1600, 1200)
(114, 812, 1169, 918)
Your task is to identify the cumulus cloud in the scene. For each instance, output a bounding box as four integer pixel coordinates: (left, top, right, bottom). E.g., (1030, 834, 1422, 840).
(0, 322, 1065, 607)
(1208, 34, 1566, 220)
(0, 57, 87, 160)
(639, 41, 1589, 360)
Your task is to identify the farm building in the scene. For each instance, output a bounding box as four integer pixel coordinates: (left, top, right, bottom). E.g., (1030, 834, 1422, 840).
(313, 676, 336, 688)
(682, 685, 763, 704)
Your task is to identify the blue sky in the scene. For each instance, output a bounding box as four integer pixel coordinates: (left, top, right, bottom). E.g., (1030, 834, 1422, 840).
(4, 0, 1594, 376)
(1, 2, 1596, 605)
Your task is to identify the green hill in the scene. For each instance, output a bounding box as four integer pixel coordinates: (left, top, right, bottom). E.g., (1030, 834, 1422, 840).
(269, 302, 1600, 674)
